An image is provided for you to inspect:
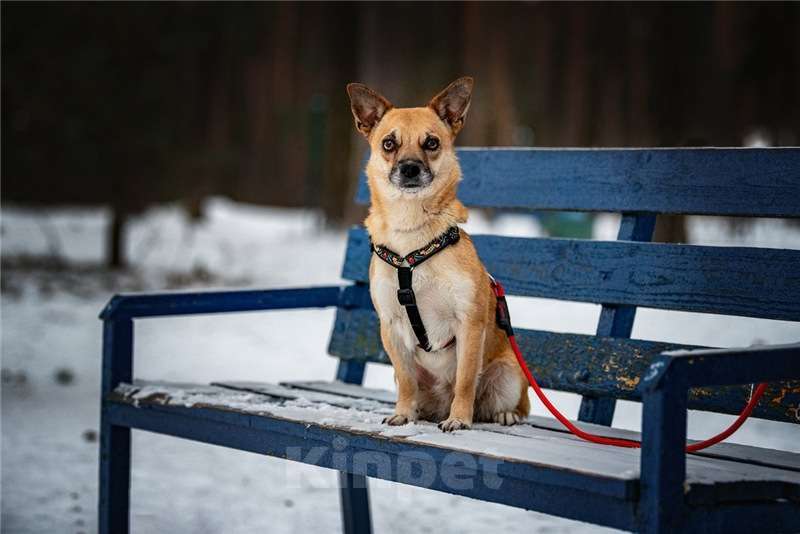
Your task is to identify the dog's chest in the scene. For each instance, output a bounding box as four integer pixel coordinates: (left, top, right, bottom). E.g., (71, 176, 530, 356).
(370, 258, 473, 353)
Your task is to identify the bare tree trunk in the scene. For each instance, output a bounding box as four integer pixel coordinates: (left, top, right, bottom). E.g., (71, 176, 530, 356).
(108, 207, 127, 269)
(562, 5, 589, 145)
(320, 4, 358, 223)
(653, 215, 688, 244)
(489, 8, 515, 146)
(460, 3, 489, 147)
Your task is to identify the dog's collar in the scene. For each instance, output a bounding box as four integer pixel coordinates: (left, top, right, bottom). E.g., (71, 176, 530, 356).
(370, 226, 460, 269)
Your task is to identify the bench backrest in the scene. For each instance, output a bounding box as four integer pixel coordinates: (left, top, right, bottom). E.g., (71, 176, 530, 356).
(329, 148, 800, 426)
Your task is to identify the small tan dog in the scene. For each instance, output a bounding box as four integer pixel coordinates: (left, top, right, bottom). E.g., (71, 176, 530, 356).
(347, 77, 530, 432)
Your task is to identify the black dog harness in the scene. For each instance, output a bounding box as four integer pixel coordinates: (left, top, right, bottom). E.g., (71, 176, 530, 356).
(371, 226, 461, 352)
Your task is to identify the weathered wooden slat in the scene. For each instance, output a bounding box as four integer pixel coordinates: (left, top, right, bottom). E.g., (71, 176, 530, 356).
(513, 416, 800, 475)
(355, 148, 800, 217)
(108, 381, 800, 508)
(341, 227, 800, 321)
(213, 381, 393, 413)
(279, 380, 397, 404)
(409, 431, 800, 506)
(279, 379, 800, 473)
(328, 308, 800, 425)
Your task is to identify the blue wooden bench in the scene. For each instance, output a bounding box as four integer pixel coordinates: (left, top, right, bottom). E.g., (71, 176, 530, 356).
(99, 148, 800, 533)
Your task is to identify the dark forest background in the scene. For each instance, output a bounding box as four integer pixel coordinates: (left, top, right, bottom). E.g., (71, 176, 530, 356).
(3, 2, 799, 266)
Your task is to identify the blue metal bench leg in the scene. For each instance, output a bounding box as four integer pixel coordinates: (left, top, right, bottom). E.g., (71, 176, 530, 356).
(99, 417, 131, 534)
(336, 361, 373, 534)
(99, 318, 133, 534)
(639, 370, 688, 533)
(339, 471, 373, 534)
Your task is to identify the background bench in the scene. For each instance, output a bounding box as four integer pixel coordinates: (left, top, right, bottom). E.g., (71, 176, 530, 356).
(99, 147, 800, 533)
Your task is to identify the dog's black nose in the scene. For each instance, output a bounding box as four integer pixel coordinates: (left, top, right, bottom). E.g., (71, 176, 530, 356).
(400, 161, 421, 179)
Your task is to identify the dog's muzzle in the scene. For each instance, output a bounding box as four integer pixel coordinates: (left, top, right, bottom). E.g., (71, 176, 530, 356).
(391, 159, 432, 190)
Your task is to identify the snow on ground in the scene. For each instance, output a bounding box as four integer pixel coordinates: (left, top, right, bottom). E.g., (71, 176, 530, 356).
(2, 198, 799, 534)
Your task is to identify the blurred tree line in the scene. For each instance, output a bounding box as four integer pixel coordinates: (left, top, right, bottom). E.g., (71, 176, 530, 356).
(3, 2, 799, 266)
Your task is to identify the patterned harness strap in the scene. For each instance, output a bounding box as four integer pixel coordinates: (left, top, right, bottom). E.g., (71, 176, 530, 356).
(370, 227, 460, 352)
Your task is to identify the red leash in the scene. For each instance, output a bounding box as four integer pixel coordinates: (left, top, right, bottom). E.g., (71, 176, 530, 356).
(491, 278, 767, 452)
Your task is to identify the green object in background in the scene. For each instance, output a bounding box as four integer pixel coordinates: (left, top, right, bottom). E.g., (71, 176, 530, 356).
(538, 212, 594, 239)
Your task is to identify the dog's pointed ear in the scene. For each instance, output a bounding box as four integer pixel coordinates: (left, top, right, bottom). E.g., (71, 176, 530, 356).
(428, 77, 473, 135)
(346, 83, 393, 138)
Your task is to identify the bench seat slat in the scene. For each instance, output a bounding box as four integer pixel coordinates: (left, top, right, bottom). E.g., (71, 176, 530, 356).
(342, 227, 800, 322)
(355, 148, 800, 217)
(328, 307, 800, 425)
(278, 380, 800, 473)
(277, 379, 397, 404)
(108, 380, 800, 511)
(211, 381, 393, 411)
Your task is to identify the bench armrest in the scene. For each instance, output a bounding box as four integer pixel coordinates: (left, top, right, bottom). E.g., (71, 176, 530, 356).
(637, 342, 800, 530)
(99, 286, 346, 320)
(99, 284, 373, 398)
(643, 343, 800, 391)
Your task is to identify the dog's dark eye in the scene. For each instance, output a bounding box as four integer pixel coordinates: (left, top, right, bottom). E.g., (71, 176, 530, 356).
(382, 138, 395, 152)
(423, 137, 439, 151)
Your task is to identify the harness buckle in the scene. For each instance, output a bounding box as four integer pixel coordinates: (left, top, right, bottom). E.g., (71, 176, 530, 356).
(397, 288, 416, 306)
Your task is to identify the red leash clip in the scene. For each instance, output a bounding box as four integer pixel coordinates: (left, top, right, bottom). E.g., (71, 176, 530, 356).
(490, 277, 514, 336)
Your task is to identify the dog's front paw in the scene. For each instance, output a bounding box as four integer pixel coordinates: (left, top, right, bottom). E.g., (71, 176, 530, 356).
(493, 411, 521, 426)
(383, 413, 413, 426)
(438, 417, 471, 432)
